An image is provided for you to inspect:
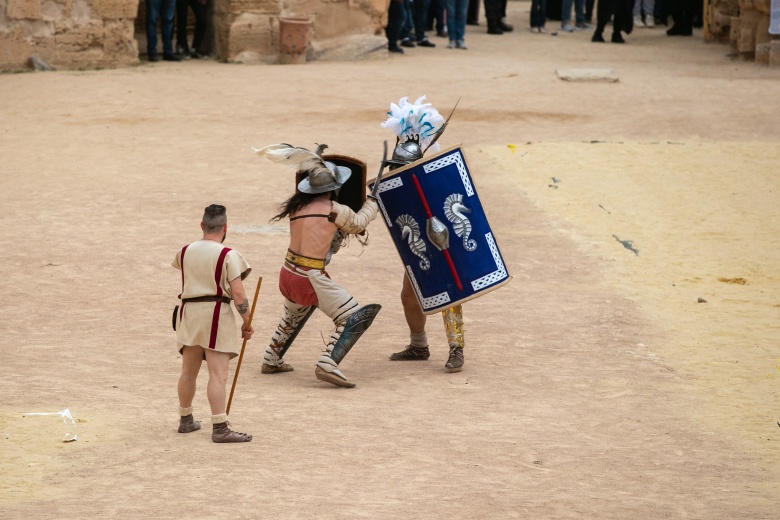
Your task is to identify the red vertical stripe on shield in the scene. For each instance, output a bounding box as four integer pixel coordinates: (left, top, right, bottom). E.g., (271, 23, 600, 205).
(411, 174, 463, 291)
(208, 247, 232, 350)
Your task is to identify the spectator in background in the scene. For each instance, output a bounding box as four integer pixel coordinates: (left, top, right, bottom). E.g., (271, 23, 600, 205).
(560, 0, 589, 32)
(467, 0, 480, 25)
(446, 0, 469, 48)
(667, 0, 694, 35)
(633, 0, 656, 28)
(412, 0, 437, 46)
(146, 0, 181, 61)
(484, 0, 513, 34)
(176, 0, 208, 59)
(530, 0, 547, 33)
(400, 0, 417, 48)
(428, 0, 448, 37)
(387, 0, 408, 53)
(592, 0, 633, 42)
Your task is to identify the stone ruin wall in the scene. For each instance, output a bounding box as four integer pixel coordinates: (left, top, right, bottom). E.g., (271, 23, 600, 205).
(213, 0, 387, 64)
(1, 0, 386, 71)
(706, 0, 780, 66)
(0, 0, 140, 70)
(5, 0, 777, 70)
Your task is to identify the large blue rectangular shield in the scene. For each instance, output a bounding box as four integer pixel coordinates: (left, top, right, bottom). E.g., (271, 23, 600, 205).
(370, 144, 512, 314)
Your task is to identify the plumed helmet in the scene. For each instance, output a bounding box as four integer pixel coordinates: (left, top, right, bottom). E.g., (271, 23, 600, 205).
(297, 160, 351, 194)
(380, 95, 446, 156)
(391, 139, 424, 165)
(253, 143, 351, 194)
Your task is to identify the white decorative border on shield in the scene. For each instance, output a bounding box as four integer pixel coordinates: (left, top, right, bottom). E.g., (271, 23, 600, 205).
(376, 177, 404, 227)
(471, 232, 507, 291)
(407, 265, 451, 310)
(422, 150, 474, 197)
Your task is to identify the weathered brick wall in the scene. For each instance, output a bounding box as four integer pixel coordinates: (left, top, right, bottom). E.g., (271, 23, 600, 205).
(1, 0, 139, 70)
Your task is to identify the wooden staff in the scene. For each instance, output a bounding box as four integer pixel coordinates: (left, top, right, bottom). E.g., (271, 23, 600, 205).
(227, 276, 262, 415)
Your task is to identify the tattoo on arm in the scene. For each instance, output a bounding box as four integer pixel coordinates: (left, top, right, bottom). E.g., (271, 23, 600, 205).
(236, 299, 249, 315)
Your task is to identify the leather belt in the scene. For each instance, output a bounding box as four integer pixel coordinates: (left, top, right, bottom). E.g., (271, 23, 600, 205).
(182, 296, 231, 304)
(285, 250, 326, 270)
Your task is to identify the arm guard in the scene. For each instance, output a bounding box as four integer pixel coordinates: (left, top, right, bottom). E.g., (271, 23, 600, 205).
(329, 199, 378, 235)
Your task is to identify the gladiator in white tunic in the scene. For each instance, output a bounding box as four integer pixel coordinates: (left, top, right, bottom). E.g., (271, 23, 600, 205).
(172, 240, 252, 358)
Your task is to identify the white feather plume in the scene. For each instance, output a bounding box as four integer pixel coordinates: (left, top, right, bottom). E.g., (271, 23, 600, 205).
(380, 95, 445, 153)
(253, 143, 329, 175)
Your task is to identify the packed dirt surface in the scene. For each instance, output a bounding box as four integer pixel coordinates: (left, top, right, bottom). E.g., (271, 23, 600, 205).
(2, 2, 779, 518)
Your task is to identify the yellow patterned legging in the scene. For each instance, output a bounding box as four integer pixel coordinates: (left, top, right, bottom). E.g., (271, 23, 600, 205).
(441, 304, 464, 349)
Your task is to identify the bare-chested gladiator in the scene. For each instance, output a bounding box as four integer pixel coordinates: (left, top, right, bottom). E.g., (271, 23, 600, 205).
(255, 144, 382, 388)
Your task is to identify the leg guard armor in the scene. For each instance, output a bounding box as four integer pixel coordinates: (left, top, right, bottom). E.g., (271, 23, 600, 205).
(316, 304, 382, 379)
(264, 300, 316, 367)
(442, 304, 464, 349)
(443, 304, 465, 372)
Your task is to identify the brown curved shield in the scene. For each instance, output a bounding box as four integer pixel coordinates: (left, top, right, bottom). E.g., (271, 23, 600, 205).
(295, 155, 367, 213)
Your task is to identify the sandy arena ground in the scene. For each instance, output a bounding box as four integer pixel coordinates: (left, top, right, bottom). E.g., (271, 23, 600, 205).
(2, 2, 780, 518)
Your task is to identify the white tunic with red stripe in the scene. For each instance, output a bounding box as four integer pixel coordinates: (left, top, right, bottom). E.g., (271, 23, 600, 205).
(172, 239, 252, 358)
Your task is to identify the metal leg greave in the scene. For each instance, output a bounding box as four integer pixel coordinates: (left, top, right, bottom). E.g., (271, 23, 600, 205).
(264, 300, 316, 366)
(316, 304, 382, 381)
(442, 304, 465, 349)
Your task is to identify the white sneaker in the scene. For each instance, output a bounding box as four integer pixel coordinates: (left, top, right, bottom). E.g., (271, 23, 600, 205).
(645, 17, 655, 28)
(634, 15, 645, 27)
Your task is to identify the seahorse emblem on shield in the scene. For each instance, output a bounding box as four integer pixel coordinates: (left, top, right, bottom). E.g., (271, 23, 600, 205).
(443, 193, 477, 252)
(395, 214, 430, 271)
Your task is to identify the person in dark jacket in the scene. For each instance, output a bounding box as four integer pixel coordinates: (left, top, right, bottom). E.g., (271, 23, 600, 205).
(591, 0, 633, 43)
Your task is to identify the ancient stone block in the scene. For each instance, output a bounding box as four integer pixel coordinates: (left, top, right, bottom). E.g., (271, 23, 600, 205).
(729, 16, 740, 45)
(216, 0, 278, 16)
(755, 15, 770, 45)
(770, 41, 780, 67)
(313, 5, 371, 40)
(755, 42, 770, 63)
(90, 0, 138, 19)
(55, 19, 104, 49)
(738, 27, 755, 53)
(41, 1, 68, 21)
(737, 10, 763, 55)
(0, 31, 34, 70)
(53, 45, 105, 67)
(103, 19, 136, 57)
(8, 0, 43, 20)
(223, 13, 274, 61)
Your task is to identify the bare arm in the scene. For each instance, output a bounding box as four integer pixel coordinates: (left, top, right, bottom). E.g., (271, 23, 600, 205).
(229, 276, 254, 340)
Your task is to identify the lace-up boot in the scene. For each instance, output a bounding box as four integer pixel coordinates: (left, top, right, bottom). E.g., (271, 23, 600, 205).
(389, 344, 430, 361)
(445, 346, 464, 372)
